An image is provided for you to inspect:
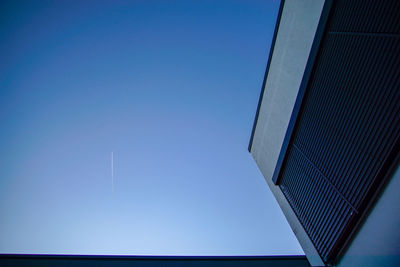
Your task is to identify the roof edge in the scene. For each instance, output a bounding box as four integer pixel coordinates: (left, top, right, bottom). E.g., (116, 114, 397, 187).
(248, 0, 286, 152)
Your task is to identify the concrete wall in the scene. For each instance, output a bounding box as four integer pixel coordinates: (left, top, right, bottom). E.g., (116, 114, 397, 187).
(250, 0, 325, 266)
(337, 163, 400, 267)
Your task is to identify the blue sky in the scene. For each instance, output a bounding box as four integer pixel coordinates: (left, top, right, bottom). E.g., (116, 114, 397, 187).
(0, 0, 303, 255)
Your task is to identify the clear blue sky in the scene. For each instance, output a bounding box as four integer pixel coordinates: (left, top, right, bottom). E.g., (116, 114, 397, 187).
(0, 0, 303, 255)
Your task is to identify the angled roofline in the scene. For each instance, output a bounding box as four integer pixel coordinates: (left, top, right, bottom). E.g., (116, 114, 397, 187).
(248, 0, 285, 152)
(271, 0, 333, 185)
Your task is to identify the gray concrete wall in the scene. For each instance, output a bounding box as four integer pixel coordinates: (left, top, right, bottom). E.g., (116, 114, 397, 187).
(337, 163, 400, 267)
(250, 0, 325, 266)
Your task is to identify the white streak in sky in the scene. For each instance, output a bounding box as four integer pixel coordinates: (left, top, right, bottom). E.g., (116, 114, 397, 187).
(111, 151, 114, 192)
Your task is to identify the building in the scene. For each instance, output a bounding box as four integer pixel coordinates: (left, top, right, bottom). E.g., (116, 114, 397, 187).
(248, 0, 400, 266)
(0, 255, 310, 266)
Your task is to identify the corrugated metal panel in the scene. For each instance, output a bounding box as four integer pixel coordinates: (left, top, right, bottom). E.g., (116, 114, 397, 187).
(276, 0, 400, 263)
(329, 0, 400, 34)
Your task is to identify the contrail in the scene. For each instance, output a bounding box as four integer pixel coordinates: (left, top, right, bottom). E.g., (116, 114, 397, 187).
(111, 151, 114, 192)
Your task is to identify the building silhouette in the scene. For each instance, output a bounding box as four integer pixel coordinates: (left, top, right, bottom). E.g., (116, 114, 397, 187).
(249, 0, 400, 266)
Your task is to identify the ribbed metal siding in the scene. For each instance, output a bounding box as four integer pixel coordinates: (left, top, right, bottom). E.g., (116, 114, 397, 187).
(278, 0, 400, 263)
(329, 0, 400, 34)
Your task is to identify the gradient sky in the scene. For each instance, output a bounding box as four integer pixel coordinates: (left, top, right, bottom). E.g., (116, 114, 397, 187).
(0, 0, 303, 255)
